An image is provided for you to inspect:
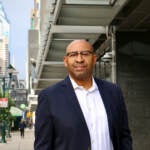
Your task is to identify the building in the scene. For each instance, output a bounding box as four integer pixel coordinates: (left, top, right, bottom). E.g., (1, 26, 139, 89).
(27, 0, 40, 93)
(26, 0, 40, 112)
(9, 70, 28, 108)
(0, 2, 10, 76)
(0, 2, 28, 110)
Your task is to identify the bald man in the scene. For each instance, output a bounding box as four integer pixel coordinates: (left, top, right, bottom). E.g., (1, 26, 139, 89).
(34, 40, 132, 150)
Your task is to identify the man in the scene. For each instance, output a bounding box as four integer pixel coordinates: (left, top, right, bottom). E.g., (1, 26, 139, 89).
(19, 119, 26, 138)
(34, 40, 132, 150)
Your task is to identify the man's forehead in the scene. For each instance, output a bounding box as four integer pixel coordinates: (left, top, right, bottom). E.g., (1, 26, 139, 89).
(66, 40, 93, 52)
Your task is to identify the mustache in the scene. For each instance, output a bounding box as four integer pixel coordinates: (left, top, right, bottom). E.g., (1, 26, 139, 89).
(73, 64, 87, 67)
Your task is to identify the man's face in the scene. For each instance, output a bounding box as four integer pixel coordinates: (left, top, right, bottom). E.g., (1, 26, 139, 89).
(64, 40, 97, 81)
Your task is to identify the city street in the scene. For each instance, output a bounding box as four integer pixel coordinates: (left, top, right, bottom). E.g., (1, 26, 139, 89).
(0, 129, 34, 150)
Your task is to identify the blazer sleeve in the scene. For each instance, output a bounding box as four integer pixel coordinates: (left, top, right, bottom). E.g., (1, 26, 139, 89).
(118, 87, 132, 150)
(34, 90, 53, 150)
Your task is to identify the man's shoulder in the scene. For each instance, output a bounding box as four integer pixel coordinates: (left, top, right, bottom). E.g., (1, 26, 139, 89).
(94, 78, 120, 90)
(42, 80, 64, 92)
(39, 79, 66, 95)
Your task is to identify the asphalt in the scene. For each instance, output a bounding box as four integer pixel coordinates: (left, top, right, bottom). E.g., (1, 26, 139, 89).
(0, 128, 34, 150)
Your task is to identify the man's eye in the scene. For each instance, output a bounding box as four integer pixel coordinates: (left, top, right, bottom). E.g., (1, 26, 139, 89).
(66, 51, 93, 57)
(69, 52, 77, 57)
(81, 51, 90, 55)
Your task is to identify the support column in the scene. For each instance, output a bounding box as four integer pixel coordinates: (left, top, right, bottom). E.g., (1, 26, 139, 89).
(111, 26, 117, 83)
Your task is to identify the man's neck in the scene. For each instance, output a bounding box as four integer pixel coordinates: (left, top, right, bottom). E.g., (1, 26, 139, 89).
(71, 76, 93, 90)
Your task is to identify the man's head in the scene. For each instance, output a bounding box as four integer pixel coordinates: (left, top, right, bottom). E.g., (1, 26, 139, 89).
(64, 40, 97, 82)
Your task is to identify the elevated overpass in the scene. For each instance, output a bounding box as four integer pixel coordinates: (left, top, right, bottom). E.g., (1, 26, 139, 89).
(32, 0, 130, 94)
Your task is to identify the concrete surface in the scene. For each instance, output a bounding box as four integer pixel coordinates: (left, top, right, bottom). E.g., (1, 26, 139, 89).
(0, 129, 34, 150)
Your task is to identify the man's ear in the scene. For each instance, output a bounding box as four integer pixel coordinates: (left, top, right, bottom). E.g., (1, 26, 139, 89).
(63, 56, 68, 67)
(93, 54, 97, 66)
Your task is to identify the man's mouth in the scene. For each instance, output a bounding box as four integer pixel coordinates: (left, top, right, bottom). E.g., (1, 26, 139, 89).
(74, 65, 86, 71)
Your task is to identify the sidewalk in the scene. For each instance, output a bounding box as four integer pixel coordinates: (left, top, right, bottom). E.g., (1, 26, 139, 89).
(0, 128, 34, 150)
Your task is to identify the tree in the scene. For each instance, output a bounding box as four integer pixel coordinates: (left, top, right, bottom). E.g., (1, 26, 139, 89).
(0, 91, 15, 122)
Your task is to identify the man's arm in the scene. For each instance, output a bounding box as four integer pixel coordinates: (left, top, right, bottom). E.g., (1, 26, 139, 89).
(34, 90, 53, 150)
(118, 88, 133, 150)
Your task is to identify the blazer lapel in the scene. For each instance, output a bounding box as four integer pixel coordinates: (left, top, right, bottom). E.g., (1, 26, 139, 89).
(94, 78, 114, 141)
(62, 76, 89, 126)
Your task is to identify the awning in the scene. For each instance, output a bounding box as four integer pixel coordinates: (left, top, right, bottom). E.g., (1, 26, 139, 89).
(10, 106, 23, 116)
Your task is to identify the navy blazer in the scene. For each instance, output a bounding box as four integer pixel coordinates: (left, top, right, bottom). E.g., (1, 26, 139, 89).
(34, 76, 132, 150)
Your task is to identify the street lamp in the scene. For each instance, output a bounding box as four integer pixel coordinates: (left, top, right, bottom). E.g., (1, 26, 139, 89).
(0, 64, 15, 143)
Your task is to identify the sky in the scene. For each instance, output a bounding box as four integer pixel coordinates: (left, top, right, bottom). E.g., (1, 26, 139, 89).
(1, 0, 34, 79)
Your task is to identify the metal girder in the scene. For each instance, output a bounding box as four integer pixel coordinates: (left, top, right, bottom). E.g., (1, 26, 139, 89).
(43, 61, 64, 66)
(65, 0, 116, 5)
(35, 0, 64, 88)
(50, 25, 107, 34)
(96, 37, 111, 59)
(38, 78, 63, 81)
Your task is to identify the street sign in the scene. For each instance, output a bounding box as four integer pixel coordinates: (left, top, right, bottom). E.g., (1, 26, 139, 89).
(0, 98, 8, 108)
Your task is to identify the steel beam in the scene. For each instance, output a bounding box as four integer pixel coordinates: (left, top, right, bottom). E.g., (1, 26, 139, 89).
(51, 25, 106, 34)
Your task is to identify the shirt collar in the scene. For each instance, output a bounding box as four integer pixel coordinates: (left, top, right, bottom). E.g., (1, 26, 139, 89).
(69, 75, 98, 92)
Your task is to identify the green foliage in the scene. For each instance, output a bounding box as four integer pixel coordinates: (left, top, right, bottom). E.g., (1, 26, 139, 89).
(0, 90, 2, 97)
(0, 91, 15, 122)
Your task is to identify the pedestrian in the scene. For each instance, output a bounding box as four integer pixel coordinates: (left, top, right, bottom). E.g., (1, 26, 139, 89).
(19, 119, 26, 138)
(34, 40, 132, 150)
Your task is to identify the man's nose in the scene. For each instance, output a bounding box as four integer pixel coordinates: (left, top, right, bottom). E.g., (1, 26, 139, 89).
(75, 53, 84, 62)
